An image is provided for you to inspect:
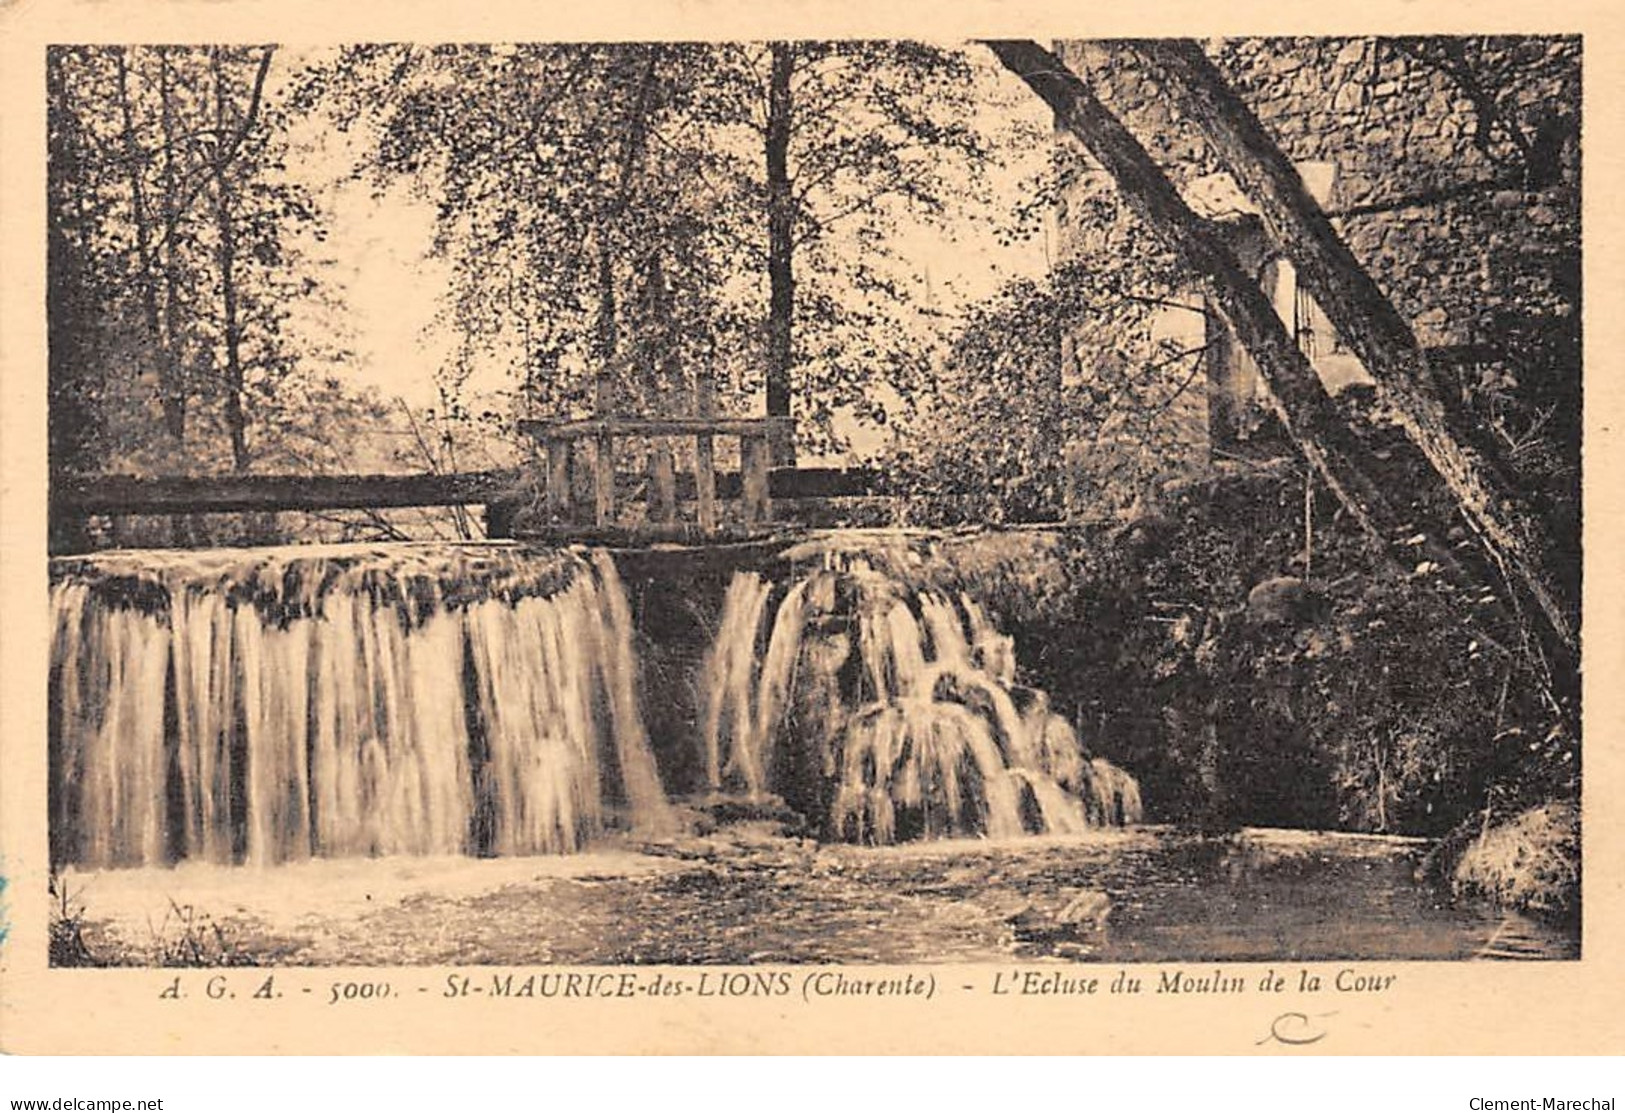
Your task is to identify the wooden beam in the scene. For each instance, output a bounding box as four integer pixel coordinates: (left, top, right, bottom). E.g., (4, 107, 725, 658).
(51, 471, 517, 516)
(593, 433, 616, 527)
(694, 371, 718, 532)
(545, 439, 571, 521)
(741, 434, 772, 528)
(50, 466, 893, 521)
(647, 445, 676, 524)
(519, 416, 786, 440)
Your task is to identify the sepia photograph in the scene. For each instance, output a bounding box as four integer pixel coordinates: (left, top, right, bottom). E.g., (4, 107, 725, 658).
(37, 33, 1584, 976)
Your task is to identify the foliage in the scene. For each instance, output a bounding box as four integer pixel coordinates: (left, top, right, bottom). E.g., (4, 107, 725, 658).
(884, 215, 1206, 524)
(1453, 801, 1579, 917)
(47, 871, 98, 967)
(896, 456, 1574, 840)
(301, 41, 1009, 461)
(48, 46, 355, 482)
(148, 898, 261, 968)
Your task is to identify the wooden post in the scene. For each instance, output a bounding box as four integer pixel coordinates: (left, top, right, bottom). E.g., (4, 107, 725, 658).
(546, 436, 571, 522)
(571, 439, 595, 513)
(593, 432, 616, 527)
(694, 371, 717, 533)
(594, 362, 617, 528)
(648, 444, 676, 524)
(742, 432, 771, 529)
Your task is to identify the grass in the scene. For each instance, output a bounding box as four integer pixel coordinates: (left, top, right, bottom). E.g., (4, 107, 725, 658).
(49, 869, 259, 967)
(48, 870, 98, 967)
(147, 897, 261, 967)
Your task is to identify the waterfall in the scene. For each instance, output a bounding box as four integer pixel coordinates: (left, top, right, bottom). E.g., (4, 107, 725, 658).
(48, 543, 674, 869)
(698, 554, 1144, 844)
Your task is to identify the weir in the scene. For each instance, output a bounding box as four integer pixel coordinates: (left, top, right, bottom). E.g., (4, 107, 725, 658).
(700, 547, 1142, 842)
(48, 533, 1141, 869)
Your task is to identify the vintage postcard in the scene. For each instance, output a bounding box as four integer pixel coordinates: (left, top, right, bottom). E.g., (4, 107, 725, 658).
(1, 0, 1622, 1056)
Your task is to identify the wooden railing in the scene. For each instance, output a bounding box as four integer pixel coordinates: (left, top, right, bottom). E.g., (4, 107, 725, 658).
(516, 415, 787, 533)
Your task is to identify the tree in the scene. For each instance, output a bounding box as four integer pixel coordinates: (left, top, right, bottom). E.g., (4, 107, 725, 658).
(311, 42, 1006, 464)
(891, 247, 1206, 524)
(751, 41, 999, 462)
(986, 42, 1403, 530)
(308, 45, 752, 438)
(47, 45, 335, 481)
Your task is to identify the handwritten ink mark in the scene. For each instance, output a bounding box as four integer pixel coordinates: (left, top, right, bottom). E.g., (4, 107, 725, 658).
(1257, 1010, 1336, 1047)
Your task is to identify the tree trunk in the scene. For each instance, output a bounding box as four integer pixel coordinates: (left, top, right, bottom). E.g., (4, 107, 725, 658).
(594, 48, 662, 416)
(1120, 38, 1576, 669)
(766, 42, 796, 466)
(157, 48, 188, 442)
(47, 49, 98, 553)
(984, 40, 1406, 549)
(212, 50, 249, 474)
(114, 49, 174, 435)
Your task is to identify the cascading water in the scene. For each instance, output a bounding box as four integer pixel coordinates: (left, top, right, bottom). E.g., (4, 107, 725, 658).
(698, 551, 1144, 844)
(48, 543, 674, 869)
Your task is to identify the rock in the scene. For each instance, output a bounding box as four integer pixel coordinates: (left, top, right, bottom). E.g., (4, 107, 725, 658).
(1007, 889, 1113, 942)
(1335, 39, 1367, 66)
(1057, 889, 1113, 928)
(691, 793, 807, 835)
(1246, 576, 1316, 625)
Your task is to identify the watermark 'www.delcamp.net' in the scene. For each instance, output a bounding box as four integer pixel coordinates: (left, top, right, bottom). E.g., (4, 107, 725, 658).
(9, 1100, 163, 1111)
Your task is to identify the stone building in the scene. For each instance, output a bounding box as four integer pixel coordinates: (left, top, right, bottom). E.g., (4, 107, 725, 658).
(1052, 37, 1581, 507)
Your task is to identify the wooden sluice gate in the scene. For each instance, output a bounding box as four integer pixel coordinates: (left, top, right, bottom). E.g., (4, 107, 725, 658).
(518, 366, 784, 541)
(516, 415, 783, 538)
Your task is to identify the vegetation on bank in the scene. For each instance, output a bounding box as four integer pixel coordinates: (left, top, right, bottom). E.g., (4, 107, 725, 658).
(1453, 802, 1579, 920)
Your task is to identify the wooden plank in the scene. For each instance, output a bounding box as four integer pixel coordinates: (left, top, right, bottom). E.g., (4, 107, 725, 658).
(520, 523, 793, 551)
(545, 438, 571, 521)
(51, 470, 516, 516)
(741, 434, 772, 529)
(694, 372, 717, 533)
(570, 441, 595, 510)
(764, 466, 884, 499)
(647, 444, 676, 524)
(519, 416, 780, 439)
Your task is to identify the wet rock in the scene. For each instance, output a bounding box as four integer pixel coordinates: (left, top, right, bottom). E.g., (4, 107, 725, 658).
(1246, 576, 1320, 625)
(691, 793, 807, 835)
(1006, 889, 1112, 942)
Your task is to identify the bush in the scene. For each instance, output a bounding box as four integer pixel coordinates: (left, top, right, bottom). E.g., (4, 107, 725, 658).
(1454, 801, 1579, 917)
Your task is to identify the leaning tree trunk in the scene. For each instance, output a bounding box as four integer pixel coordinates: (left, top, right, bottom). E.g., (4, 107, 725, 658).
(1119, 38, 1576, 674)
(765, 42, 796, 466)
(983, 40, 1412, 552)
